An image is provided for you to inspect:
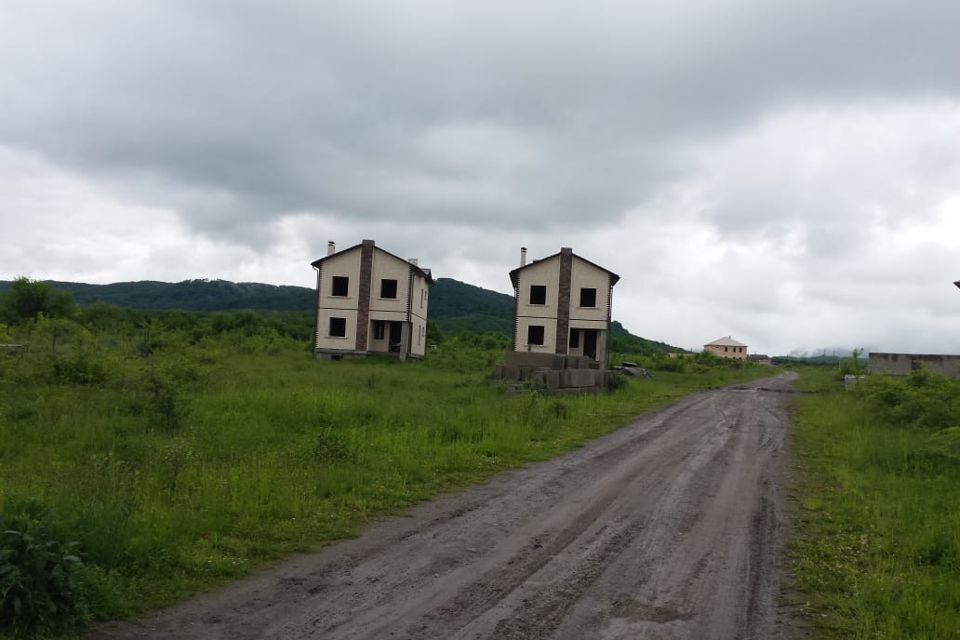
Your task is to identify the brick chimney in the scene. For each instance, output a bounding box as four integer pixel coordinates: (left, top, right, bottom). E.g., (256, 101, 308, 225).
(327, 241, 336, 256)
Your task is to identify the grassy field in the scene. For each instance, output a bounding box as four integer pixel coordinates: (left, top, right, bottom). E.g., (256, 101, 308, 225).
(0, 324, 772, 636)
(789, 366, 960, 638)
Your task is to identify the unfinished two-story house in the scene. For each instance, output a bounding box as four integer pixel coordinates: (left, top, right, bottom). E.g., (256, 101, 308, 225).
(311, 240, 433, 360)
(509, 247, 620, 365)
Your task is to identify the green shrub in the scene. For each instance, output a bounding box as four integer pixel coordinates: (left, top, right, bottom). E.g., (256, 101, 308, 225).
(860, 371, 960, 430)
(146, 374, 187, 432)
(0, 501, 85, 635)
(49, 351, 108, 386)
(313, 424, 351, 462)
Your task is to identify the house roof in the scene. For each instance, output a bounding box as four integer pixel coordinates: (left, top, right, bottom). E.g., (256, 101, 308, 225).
(705, 336, 748, 348)
(311, 240, 434, 284)
(508, 249, 621, 289)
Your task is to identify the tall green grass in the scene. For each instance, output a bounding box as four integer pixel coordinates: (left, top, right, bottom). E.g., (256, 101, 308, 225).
(790, 368, 960, 638)
(0, 327, 770, 635)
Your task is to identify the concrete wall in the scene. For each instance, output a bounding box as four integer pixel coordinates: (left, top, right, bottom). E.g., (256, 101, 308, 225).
(409, 269, 429, 358)
(370, 250, 411, 315)
(315, 247, 362, 351)
(515, 255, 561, 353)
(315, 308, 359, 351)
(869, 352, 960, 377)
(515, 316, 559, 354)
(569, 257, 610, 323)
(516, 254, 561, 320)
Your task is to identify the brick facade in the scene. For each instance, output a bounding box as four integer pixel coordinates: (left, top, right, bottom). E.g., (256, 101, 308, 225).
(354, 240, 375, 351)
(554, 247, 573, 354)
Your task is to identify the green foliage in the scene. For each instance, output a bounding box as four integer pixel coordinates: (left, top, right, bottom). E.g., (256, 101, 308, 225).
(0, 279, 315, 312)
(0, 278, 77, 324)
(312, 421, 351, 463)
(859, 370, 960, 431)
(791, 369, 960, 638)
(0, 501, 85, 635)
(607, 321, 679, 355)
(49, 351, 109, 387)
(145, 373, 187, 432)
(831, 348, 868, 381)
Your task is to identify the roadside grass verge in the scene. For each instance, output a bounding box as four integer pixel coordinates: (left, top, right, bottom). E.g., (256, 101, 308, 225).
(790, 367, 960, 638)
(0, 331, 772, 635)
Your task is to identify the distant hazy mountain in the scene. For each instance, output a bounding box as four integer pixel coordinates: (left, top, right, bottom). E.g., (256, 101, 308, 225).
(0, 277, 681, 353)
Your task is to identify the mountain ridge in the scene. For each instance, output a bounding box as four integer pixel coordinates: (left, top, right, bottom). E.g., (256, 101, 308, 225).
(0, 277, 681, 353)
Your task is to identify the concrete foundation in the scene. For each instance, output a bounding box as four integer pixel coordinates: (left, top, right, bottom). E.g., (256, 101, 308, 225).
(315, 349, 423, 361)
(491, 350, 618, 394)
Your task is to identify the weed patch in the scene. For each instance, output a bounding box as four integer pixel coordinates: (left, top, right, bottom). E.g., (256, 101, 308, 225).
(790, 369, 960, 638)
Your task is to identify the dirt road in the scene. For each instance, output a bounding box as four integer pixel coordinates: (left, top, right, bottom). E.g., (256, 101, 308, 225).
(96, 373, 797, 640)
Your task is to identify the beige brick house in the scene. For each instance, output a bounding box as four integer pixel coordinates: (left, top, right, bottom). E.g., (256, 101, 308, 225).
(509, 247, 619, 365)
(311, 240, 432, 360)
(704, 336, 748, 360)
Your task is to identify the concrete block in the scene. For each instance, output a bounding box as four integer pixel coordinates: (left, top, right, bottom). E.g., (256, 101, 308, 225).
(543, 370, 561, 389)
(504, 351, 558, 369)
(560, 369, 600, 388)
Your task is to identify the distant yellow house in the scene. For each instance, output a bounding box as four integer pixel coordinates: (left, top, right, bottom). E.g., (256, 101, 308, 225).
(705, 336, 748, 360)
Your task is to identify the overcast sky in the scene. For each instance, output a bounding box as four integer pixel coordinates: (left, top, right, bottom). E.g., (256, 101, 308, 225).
(2, 0, 959, 355)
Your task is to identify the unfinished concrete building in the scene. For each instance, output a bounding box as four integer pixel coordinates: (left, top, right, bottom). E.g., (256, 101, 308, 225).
(509, 246, 620, 365)
(492, 247, 620, 394)
(311, 240, 433, 360)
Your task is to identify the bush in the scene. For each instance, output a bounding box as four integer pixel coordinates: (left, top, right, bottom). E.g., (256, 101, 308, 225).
(146, 374, 187, 432)
(0, 501, 86, 635)
(49, 351, 109, 386)
(860, 371, 960, 430)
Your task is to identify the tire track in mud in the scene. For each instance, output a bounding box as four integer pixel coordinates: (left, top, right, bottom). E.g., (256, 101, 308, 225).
(93, 373, 798, 640)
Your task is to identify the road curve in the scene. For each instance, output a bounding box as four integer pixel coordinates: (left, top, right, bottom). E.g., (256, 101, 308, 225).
(95, 372, 798, 640)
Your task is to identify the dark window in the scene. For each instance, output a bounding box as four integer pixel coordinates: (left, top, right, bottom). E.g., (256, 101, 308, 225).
(569, 330, 580, 348)
(530, 285, 546, 305)
(331, 276, 349, 297)
(528, 325, 545, 345)
(374, 320, 385, 340)
(329, 317, 347, 337)
(380, 279, 398, 299)
(579, 288, 597, 307)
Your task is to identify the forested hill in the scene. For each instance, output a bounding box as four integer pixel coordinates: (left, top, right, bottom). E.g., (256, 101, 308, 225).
(0, 277, 682, 353)
(0, 279, 315, 311)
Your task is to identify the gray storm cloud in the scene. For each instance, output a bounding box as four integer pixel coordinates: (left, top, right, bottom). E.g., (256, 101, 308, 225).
(2, 0, 959, 240)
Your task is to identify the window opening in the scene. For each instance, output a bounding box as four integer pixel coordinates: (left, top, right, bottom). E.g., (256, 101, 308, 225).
(380, 279, 398, 299)
(528, 325, 545, 345)
(332, 276, 349, 297)
(329, 317, 347, 337)
(579, 288, 597, 307)
(530, 285, 546, 305)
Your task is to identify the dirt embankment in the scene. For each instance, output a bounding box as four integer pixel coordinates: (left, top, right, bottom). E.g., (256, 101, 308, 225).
(95, 373, 798, 640)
